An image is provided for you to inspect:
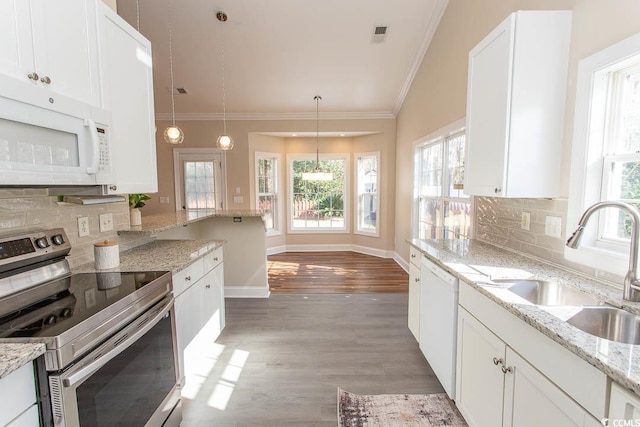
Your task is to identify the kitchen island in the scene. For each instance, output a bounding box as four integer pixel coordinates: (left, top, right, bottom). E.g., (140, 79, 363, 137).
(120, 210, 269, 298)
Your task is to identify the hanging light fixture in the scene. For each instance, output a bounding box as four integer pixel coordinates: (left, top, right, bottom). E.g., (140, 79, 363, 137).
(302, 96, 333, 181)
(163, 0, 184, 144)
(216, 11, 234, 150)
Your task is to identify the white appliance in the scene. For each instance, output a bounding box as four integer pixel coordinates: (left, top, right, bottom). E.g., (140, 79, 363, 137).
(419, 255, 459, 399)
(0, 93, 113, 186)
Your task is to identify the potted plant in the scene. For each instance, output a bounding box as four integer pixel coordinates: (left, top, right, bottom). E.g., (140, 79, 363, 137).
(128, 194, 151, 226)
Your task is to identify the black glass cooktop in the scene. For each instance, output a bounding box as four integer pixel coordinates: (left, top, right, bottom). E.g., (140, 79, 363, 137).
(0, 271, 169, 339)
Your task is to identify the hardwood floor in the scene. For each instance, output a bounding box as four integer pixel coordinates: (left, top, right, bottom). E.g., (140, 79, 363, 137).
(179, 294, 443, 426)
(268, 252, 409, 293)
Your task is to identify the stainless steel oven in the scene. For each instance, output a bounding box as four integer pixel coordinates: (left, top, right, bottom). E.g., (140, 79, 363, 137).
(0, 229, 180, 427)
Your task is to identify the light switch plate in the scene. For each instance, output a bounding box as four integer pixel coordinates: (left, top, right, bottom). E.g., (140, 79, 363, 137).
(78, 217, 90, 237)
(521, 212, 531, 231)
(159, 196, 170, 204)
(545, 216, 562, 238)
(99, 213, 113, 232)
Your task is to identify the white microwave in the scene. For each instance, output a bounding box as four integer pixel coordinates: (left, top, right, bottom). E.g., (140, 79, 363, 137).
(0, 94, 113, 186)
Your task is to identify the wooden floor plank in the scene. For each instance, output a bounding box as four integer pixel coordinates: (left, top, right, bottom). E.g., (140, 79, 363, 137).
(268, 252, 408, 293)
(179, 293, 442, 426)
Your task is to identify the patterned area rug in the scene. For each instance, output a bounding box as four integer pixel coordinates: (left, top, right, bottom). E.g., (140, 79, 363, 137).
(338, 388, 468, 427)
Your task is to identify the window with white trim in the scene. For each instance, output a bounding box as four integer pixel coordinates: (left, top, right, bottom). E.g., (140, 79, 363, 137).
(288, 154, 349, 232)
(566, 32, 640, 276)
(414, 128, 471, 240)
(355, 152, 379, 236)
(255, 153, 281, 236)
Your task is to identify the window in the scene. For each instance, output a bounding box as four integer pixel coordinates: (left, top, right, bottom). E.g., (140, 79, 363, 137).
(255, 153, 281, 235)
(288, 154, 349, 232)
(355, 152, 379, 236)
(413, 121, 471, 240)
(173, 148, 226, 211)
(566, 32, 640, 276)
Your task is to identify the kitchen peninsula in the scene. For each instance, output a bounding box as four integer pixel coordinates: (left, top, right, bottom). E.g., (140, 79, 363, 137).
(120, 210, 269, 298)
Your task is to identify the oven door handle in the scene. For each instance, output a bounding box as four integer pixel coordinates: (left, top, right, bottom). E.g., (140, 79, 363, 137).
(61, 296, 174, 388)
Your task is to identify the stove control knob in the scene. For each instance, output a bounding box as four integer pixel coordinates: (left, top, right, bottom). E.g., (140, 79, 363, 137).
(60, 308, 72, 319)
(34, 237, 49, 249)
(51, 234, 65, 245)
(44, 315, 57, 325)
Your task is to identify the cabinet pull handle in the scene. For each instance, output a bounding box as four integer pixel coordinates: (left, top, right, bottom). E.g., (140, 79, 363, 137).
(411, 254, 416, 258)
(492, 357, 503, 366)
(185, 276, 191, 281)
(501, 365, 513, 374)
(494, 187, 501, 194)
(213, 257, 219, 261)
(27, 72, 39, 81)
(40, 76, 51, 84)
(205, 284, 211, 289)
(414, 277, 420, 282)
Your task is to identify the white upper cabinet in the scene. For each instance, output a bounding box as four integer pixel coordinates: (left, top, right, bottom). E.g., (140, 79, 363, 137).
(464, 11, 572, 198)
(97, 3, 158, 194)
(0, 0, 101, 106)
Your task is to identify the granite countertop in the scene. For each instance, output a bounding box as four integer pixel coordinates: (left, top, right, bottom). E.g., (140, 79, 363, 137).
(0, 343, 45, 380)
(121, 209, 264, 235)
(408, 238, 640, 396)
(73, 239, 226, 274)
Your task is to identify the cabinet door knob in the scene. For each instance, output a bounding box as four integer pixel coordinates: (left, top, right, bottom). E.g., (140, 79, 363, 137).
(40, 76, 51, 84)
(185, 275, 191, 281)
(492, 357, 503, 366)
(109, 185, 117, 191)
(205, 284, 211, 289)
(411, 254, 416, 258)
(213, 257, 219, 261)
(414, 277, 420, 282)
(27, 72, 39, 81)
(501, 365, 513, 374)
(494, 187, 501, 194)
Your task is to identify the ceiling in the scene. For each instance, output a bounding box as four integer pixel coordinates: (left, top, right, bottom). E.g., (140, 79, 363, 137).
(116, 0, 447, 120)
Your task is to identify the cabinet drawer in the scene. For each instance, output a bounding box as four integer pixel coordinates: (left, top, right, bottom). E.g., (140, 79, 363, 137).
(409, 247, 421, 267)
(173, 258, 204, 297)
(203, 247, 223, 271)
(0, 363, 36, 427)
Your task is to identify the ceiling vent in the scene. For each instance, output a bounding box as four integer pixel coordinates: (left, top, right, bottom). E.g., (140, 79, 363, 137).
(372, 26, 388, 43)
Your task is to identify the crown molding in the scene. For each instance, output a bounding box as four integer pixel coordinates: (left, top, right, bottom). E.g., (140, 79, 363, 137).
(393, 0, 449, 116)
(155, 111, 396, 121)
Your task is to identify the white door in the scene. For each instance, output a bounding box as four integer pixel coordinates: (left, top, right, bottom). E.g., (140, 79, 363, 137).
(408, 261, 420, 341)
(0, 0, 35, 83)
(174, 150, 226, 211)
(503, 348, 593, 427)
(456, 308, 506, 427)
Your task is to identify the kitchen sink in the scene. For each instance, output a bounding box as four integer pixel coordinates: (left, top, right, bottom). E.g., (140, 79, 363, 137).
(494, 279, 602, 306)
(565, 306, 640, 345)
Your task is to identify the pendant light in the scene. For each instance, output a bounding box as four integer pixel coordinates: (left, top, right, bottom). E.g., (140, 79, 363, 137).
(302, 95, 333, 181)
(216, 11, 234, 150)
(163, 0, 184, 144)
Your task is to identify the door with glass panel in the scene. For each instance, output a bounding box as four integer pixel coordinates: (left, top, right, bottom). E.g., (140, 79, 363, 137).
(176, 152, 224, 210)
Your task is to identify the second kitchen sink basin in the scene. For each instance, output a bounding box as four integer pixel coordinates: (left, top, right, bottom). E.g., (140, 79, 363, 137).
(565, 306, 640, 345)
(493, 279, 602, 306)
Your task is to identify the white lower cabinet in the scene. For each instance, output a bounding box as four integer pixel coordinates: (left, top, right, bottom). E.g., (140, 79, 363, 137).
(0, 363, 38, 427)
(457, 294, 604, 427)
(609, 382, 640, 424)
(174, 250, 225, 384)
(408, 259, 421, 341)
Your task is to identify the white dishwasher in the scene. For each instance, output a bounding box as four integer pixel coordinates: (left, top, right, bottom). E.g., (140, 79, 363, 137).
(419, 255, 459, 399)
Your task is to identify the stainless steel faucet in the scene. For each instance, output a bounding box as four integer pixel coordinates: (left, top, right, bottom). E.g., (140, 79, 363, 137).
(566, 200, 640, 302)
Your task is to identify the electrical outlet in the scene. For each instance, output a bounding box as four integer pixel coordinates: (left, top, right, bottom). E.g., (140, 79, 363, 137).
(159, 196, 170, 204)
(545, 216, 562, 238)
(233, 195, 244, 204)
(78, 217, 90, 237)
(99, 213, 113, 232)
(521, 211, 531, 231)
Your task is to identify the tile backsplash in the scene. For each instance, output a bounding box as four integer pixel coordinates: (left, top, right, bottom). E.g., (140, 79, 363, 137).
(475, 197, 624, 284)
(0, 188, 131, 268)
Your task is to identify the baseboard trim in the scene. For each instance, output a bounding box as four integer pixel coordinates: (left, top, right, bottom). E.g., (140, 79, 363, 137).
(225, 286, 271, 298)
(394, 252, 409, 273)
(267, 244, 394, 258)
